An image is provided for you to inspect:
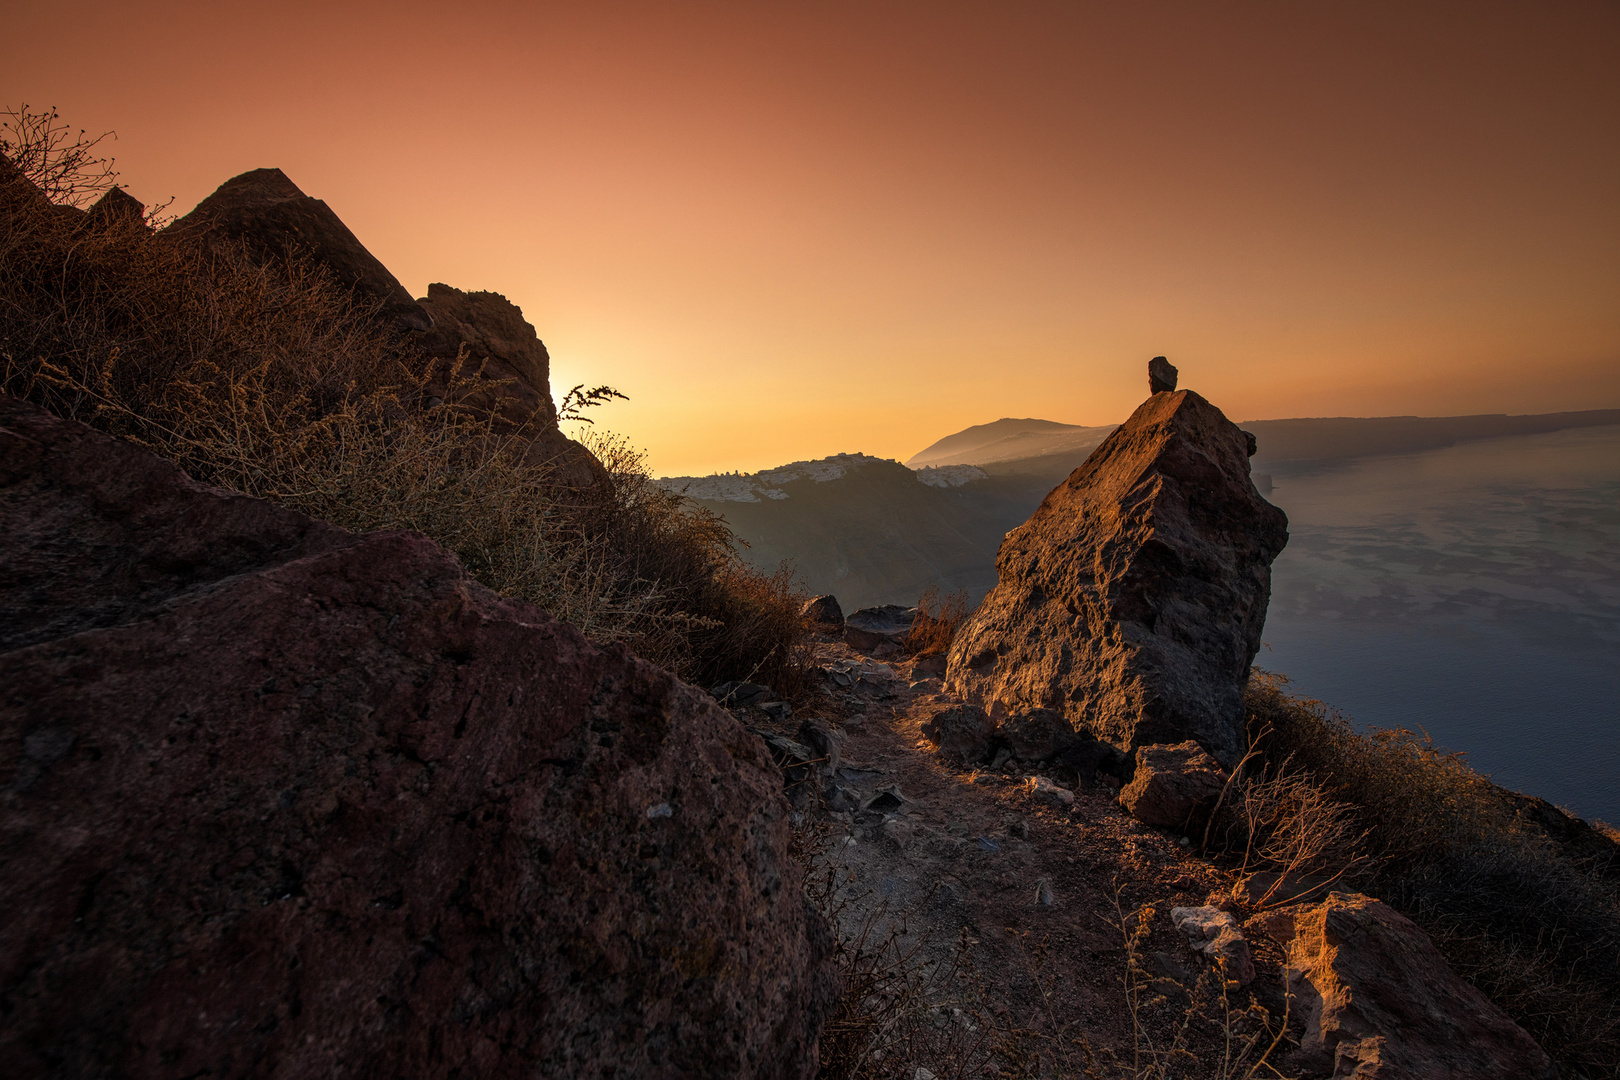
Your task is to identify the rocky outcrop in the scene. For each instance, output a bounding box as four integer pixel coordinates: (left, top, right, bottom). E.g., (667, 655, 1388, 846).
(174, 170, 599, 486)
(801, 594, 845, 632)
(174, 167, 431, 331)
(1118, 742, 1227, 830)
(1272, 893, 1554, 1078)
(844, 604, 915, 651)
(0, 396, 836, 1079)
(944, 387, 1288, 765)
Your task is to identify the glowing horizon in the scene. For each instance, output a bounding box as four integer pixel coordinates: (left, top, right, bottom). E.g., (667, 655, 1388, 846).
(7, 0, 1616, 476)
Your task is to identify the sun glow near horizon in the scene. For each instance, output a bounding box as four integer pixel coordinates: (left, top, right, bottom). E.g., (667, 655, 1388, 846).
(8, 0, 1616, 477)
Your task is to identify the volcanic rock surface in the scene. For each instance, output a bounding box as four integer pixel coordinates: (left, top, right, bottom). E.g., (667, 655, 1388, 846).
(0, 395, 836, 1079)
(945, 389, 1288, 765)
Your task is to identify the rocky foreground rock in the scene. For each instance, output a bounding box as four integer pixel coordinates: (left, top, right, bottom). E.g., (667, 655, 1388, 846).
(1266, 892, 1555, 1079)
(0, 395, 836, 1078)
(945, 385, 1288, 765)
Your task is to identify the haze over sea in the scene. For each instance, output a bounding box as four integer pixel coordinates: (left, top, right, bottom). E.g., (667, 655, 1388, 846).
(1259, 424, 1620, 823)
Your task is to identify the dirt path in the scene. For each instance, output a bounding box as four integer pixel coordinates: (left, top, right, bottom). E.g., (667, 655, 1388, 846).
(731, 640, 1299, 1079)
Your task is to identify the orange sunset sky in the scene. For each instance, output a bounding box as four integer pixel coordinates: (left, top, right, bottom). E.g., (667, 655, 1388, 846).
(7, 0, 1618, 475)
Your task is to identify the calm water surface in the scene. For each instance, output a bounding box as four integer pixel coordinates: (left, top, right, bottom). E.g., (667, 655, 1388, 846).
(1259, 425, 1620, 823)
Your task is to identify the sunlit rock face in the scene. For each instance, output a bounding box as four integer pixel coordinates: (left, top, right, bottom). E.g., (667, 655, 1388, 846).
(945, 387, 1287, 766)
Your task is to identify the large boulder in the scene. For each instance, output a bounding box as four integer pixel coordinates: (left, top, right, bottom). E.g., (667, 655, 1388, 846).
(1273, 893, 1554, 1078)
(0, 396, 836, 1079)
(944, 386, 1287, 765)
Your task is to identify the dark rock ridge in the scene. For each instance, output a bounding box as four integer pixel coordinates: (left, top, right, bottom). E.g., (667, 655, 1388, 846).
(174, 169, 598, 486)
(0, 395, 836, 1079)
(945, 387, 1288, 765)
(843, 604, 916, 650)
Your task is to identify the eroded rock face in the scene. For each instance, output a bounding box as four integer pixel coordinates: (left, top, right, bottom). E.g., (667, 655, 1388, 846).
(1276, 893, 1554, 1079)
(0, 396, 837, 1079)
(944, 389, 1287, 765)
(174, 171, 599, 487)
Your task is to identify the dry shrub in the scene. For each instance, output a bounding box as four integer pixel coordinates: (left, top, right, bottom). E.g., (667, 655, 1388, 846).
(1, 113, 809, 690)
(906, 584, 971, 658)
(1203, 759, 1368, 909)
(1246, 670, 1620, 1076)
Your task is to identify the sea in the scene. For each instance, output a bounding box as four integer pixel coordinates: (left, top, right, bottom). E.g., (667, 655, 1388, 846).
(1258, 424, 1620, 824)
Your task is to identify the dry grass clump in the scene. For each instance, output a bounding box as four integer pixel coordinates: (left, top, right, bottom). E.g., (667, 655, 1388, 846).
(1246, 670, 1620, 1076)
(1200, 757, 1369, 909)
(1, 111, 809, 690)
(906, 584, 972, 658)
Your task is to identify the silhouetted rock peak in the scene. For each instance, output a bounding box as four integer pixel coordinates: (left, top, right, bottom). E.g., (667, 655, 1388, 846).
(87, 186, 144, 225)
(1149, 355, 1178, 394)
(175, 168, 430, 331)
(945, 387, 1288, 765)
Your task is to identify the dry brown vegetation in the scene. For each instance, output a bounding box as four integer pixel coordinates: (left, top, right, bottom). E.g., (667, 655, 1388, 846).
(1247, 671, 1620, 1078)
(1, 108, 810, 691)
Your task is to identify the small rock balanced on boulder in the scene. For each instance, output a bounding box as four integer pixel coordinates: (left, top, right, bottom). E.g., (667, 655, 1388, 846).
(1149, 355, 1178, 394)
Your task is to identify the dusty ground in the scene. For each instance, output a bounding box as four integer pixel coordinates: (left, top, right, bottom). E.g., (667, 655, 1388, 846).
(725, 637, 1303, 1080)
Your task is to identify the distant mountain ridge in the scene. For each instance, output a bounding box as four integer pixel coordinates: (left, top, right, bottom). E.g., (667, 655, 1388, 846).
(906, 417, 1116, 468)
(671, 407, 1620, 610)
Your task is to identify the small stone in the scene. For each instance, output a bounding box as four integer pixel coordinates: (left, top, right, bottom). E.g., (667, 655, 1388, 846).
(1148, 355, 1178, 393)
(796, 719, 841, 774)
(1027, 776, 1075, 808)
(975, 836, 1000, 853)
(1170, 905, 1255, 986)
(760, 701, 793, 722)
(1034, 878, 1055, 907)
(646, 802, 673, 819)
